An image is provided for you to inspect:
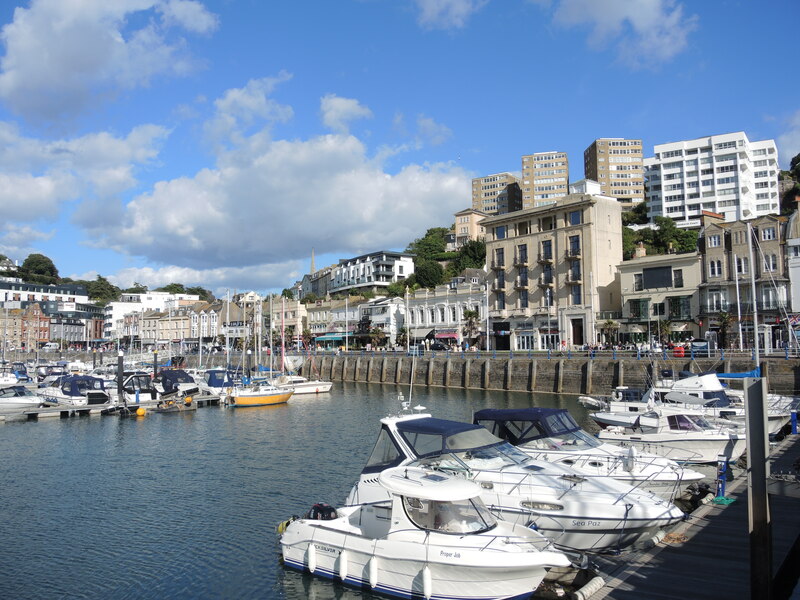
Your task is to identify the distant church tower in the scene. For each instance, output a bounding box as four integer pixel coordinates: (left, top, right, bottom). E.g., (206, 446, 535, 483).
(310, 248, 315, 274)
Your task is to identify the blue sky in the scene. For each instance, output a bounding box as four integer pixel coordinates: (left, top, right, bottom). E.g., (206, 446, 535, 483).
(0, 0, 798, 297)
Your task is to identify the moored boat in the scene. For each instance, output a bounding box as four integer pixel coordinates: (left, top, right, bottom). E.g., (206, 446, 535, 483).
(272, 374, 333, 395)
(280, 466, 570, 600)
(227, 383, 292, 407)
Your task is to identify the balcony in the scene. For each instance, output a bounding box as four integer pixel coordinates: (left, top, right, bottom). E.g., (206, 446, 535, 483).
(491, 282, 506, 292)
(537, 253, 554, 264)
(668, 312, 693, 321)
(490, 260, 505, 270)
(514, 278, 529, 290)
(566, 272, 582, 284)
(538, 276, 554, 287)
(566, 248, 581, 260)
(513, 254, 529, 267)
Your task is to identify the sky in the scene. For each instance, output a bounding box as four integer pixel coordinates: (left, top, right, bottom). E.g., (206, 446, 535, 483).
(0, 0, 798, 298)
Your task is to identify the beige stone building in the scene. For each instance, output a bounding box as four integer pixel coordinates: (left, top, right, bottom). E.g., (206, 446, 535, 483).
(482, 193, 622, 350)
(447, 208, 487, 251)
(0, 307, 24, 351)
(617, 251, 702, 345)
(471, 172, 519, 214)
(699, 214, 789, 352)
(521, 151, 569, 209)
(583, 138, 644, 207)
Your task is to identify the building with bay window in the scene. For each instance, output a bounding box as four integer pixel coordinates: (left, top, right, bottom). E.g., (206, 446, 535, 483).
(482, 192, 622, 350)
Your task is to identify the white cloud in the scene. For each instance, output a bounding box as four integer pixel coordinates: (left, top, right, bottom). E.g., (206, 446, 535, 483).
(0, 224, 54, 262)
(778, 110, 800, 170)
(549, 0, 698, 67)
(0, 0, 218, 123)
(413, 0, 489, 30)
(204, 73, 294, 146)
(320, 94, 374, 134)
(416, 115, 453, 146)
(106, 262, 304, 298)
(0, 122, 169, 220)
(94, 129, 470, 271)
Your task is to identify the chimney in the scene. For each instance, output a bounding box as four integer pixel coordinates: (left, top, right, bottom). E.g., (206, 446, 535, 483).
(634, 242, 647, 259)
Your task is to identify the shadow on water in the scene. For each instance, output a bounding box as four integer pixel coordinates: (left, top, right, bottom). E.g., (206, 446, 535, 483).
(0, 382, 593, 600)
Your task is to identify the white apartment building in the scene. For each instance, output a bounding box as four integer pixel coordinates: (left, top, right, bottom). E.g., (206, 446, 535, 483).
(328, 251, 414, 295)
(645, 132, 780, 229)
(105, 292, 201, 341)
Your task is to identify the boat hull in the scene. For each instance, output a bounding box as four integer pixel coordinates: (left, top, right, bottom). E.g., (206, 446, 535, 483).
(229, 391, 292, 407)
(281, 525, 555, 600)
(597, 431, 747, 464)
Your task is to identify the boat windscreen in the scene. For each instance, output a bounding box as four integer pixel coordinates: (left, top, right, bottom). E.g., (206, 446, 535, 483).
(362, 426, 406, 474)
(401, 426, 501, 458)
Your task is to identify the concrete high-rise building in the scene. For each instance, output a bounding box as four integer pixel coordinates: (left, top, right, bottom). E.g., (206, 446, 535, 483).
(520, 152, 569, 208)
(644, 132, 780, 229)
(584, 138, 644, 207)
(471, 172, 519, 214)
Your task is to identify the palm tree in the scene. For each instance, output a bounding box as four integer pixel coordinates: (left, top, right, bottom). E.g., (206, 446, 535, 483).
(600, 319, 620, 346)
(395, 326, 408, 349)
(654, 319, 673, 346)
(717, 311, 735, 349)
(462, 309, 480, 346)
(369, 326, 387, 348)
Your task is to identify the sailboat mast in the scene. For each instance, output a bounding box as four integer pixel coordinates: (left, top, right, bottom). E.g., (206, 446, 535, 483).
(747, 222, 760, 369)
(281, 296, 286, 374)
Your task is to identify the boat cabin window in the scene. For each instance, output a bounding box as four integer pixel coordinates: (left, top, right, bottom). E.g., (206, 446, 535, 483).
(362, 428, 405, 474)
(667, 414, 702, 431)
(402, 497, 496, 534)
(543, 429, 602, 450)
(702, 391, 731, 407)
(544, 412, 580, 434)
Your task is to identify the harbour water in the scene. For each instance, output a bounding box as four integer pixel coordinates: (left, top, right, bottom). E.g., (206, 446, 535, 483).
(0, 383, 599, 599)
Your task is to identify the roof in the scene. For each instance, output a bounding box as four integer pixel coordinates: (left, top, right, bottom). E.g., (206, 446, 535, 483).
(378, 467, 481, 501)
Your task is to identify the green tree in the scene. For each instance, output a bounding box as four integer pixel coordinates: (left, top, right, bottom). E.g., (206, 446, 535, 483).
(301, 328, 313, 349)
(20, 253, 59, 284)
(385, 281, 407, 297)
(185, 286, 214, 301)
(300, 293, 319, 304)
(717, 311, 735, 349)
(395, 326, 408, 349)
(281, 288, 294, 300)
(453, 239, 486, 272)
(84, 275, 121, 305)
(369, 326, 387, 348)
(156, 283, 186, 294)
(622, 202, 649, 226)
(414, 259, 444, 288)
(123, 282, 149, 293)
(654, 319, 673, 345)
(600, 319, 620, 345)
(406, 227, 449, 261)
(462, 309, 480, 345)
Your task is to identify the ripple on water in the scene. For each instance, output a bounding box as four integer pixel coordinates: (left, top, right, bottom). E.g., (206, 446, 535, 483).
(0, 382, 594, 599)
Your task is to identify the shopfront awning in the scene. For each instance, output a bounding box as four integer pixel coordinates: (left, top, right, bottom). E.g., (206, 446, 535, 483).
(411, 328, 433, 339)
(315, 333, 344, 341)
(435, 332, 459, 339)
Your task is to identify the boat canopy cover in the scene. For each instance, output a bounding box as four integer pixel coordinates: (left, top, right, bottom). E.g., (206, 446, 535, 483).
(473, 408, 582, 445)
(378, 467, 482, 501)
(395, 417, 502, 458)
(716, 367, 761, 379)
(159, 369, 195, 393)
(53, 375, 105, 396)
(205, 369, 235, 387)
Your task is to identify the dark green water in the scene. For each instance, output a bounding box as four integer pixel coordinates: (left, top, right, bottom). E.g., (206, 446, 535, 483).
(0, 383, 595, 599)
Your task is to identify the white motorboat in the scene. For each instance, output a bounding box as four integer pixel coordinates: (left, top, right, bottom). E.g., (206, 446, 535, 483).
(280, 466, 570, 600)
(473, 408, 704, 502)
(37, 375, 111, 406)
(596, 408, 747, 464)
(272, 374, 333, 395)
(0, 385, 47, 410)
(580, 371, 791, 435)
(345, 403, 685, 554)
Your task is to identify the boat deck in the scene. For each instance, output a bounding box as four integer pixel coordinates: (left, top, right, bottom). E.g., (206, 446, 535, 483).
(589, 433, 800, 600)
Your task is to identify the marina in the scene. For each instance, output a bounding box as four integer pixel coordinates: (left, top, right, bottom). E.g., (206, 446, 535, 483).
(0, 379, 798, 599)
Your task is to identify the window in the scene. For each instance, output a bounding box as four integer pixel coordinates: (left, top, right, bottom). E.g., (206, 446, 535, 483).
(497, 292, 505, 310)
(494, 248, 504, 267)
(518, 266, 528, 286)
(764, 254, 777, 272)
(634, 273, 643, 291)
(762, 227, 776, 241)
(568, 210, 582, 226)
(709, 260, 722, 277)
(673, 269, 684, 288)
(707, 234, 721, 247)
(571, 285, 582, 305)
(517, 243, 528, 263)
(543, 287, 554, 307)
(519, 289, 529, 309)
(541, 240, 552, 260)
(495, 225, 507, 240)
(569, 235, 580, 256)
(736, 256, 749, 274)
(653, 302, 666, 316)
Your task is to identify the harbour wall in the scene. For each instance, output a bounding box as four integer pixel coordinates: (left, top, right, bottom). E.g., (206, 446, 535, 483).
(298, 354, 800, 395)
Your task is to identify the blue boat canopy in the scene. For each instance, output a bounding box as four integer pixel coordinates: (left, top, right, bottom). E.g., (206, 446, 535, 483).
(395, 417, 502, 458)
(157, 369, 195, 393)
(204, 369, 235, 388)
(50, 375, 105, 397)
(716, 367, 761, 379)
(473, 408, 581, 445)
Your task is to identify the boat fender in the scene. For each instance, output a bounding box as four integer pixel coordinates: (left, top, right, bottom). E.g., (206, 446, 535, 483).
(276, 516, 298, 535)
(338, 550, 348, 581)
(572, 576, 606, 600)
(422, 565, 432, 599)
(369, 557, 378, 588)
(307, 544, 316, 573)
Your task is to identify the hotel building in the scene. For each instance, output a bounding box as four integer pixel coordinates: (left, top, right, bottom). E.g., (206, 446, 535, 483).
(583, 138, 644, 207)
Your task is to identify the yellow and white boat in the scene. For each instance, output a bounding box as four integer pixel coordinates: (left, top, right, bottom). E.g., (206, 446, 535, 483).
(227, 383, 293, 407)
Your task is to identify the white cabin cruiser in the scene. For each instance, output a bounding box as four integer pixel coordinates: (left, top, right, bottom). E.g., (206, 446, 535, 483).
(0, 385, 47, 410)
(271, 374, 333, 395)
(345, 406, 684, 554)
(473, 408, 704, 502)
(281, 466, 570, 600)
(596, 409, 746, 464)
(37, 375, 111, 406)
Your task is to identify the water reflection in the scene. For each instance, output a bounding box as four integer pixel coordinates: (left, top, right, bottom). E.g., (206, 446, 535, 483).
(0, 382, 592, 599)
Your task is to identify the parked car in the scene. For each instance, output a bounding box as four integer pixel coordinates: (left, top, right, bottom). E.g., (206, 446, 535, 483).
(430, 341, 449, 351)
